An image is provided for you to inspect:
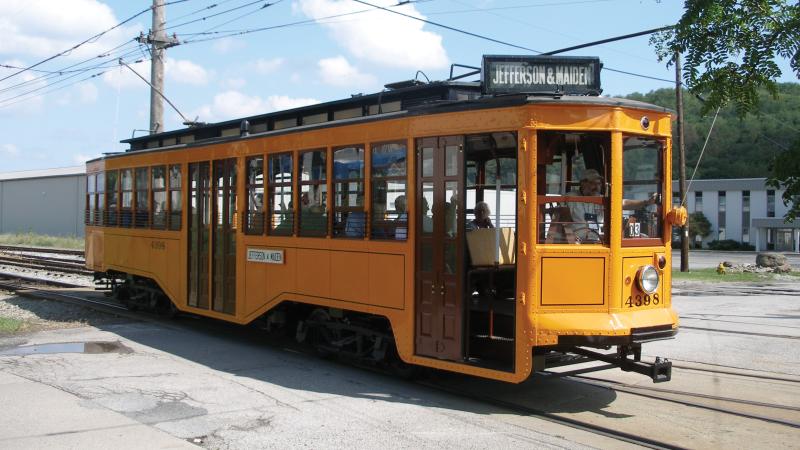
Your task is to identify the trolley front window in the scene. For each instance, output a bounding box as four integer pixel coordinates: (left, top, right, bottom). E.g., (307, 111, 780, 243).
(537, 131, 611, 245)
(622, 136, 664, 246)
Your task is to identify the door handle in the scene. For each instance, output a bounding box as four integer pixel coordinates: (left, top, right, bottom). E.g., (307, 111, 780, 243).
(440, 284, 445, 295)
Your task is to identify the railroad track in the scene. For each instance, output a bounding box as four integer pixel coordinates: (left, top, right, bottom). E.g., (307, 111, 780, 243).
(3, 279, 796, 449)
(0, 244, 83, 257)
(0, 245, 92, 277)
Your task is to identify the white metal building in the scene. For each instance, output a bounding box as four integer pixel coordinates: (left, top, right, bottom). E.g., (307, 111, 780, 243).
(0, 166, 86, 237)
(673, 178, 798, 252)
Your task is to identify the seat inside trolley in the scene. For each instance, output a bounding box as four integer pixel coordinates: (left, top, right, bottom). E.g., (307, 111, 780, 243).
(463, 132, 518, 370)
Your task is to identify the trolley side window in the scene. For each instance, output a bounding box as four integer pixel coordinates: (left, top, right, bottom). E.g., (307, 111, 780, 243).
(152, 166, 167, 229)
(169, 164, 182, 231)
(120, 169, 133, 227)
(245, 156, 265, 235)
(135, 167, 149, 228)
(97, 172, 105, 227)
(536, 131, 611, 245)
(105, 170, 119, 227)
(268, 153, 294, 236)
(370, 142, 407, 240)
(333, 145, 365, 238)
(622, 136, 664, 245)
(85, 174, 95, 226)
(298, 150, 328, 237)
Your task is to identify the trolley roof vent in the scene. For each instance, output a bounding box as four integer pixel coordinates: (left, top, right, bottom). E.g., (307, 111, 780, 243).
(384, 79, 425, 90)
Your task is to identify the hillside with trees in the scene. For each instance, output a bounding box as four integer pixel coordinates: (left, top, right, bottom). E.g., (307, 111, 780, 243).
(621, 82, 800, 180)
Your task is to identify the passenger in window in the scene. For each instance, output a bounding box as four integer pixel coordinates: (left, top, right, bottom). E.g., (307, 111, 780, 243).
(444, 192, 458, 237)
(394, 195, 407, 240)
(566, 169, 605, 243)
(344, 197, 366, 238)
(467, 201, 494, 231)
(421, 197, 433, 234)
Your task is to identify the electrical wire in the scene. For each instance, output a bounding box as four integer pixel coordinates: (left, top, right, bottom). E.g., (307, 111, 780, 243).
(0, 6, 152, 83)
(163, 0, 267, 31)
(683, 106, 722, 206)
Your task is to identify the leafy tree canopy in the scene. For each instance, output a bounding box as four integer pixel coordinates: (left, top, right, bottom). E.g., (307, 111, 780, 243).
(652, 0, 799, 116)
(650, 0, 799, 221)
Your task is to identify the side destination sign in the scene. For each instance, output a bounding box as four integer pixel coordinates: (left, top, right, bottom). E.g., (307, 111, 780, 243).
(247, 248, 284, 264)
(482, 55, 602, 95)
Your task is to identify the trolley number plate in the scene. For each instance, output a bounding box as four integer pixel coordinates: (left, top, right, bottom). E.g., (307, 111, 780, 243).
(625, 293, 660, 308)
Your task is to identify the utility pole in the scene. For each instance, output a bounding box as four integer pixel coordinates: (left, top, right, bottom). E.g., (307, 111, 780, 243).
(137, 1, 179, 135)
(675, 52, 689, 272)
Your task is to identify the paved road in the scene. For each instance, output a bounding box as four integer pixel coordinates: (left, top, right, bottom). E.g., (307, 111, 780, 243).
(2, 282, 799, 449)
(672, 249, 800, 269)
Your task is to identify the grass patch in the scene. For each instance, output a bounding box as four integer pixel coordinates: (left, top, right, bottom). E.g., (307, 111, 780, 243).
(0, 317, 23, 333)
(672, 268, 800, 282)
(0, 232, 83, 250)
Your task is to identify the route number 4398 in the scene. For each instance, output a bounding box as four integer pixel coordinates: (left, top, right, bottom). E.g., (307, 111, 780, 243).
(625, 293, 659, 308)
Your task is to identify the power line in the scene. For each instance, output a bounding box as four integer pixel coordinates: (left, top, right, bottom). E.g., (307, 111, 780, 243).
(163, 0, 266, 31)
(0, 6, 152, 83)
(351, 0, 542, 53)
(353, 0, 673, 85)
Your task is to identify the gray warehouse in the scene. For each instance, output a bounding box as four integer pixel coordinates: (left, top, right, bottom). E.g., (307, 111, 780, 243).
(0, 166, 86, 237)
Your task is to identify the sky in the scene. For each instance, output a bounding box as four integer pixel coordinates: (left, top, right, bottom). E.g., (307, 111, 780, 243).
(0, 0, 796, 172)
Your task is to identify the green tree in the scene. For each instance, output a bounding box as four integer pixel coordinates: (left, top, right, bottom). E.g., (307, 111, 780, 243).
(688, 212, 712, 247)
(652, 0, 799, 115)
(652, 0, 800, 220)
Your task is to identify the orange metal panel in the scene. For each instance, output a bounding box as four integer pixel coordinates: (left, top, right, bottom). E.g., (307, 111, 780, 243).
(296, 248, 331, 298)
(330, 251, 370, 303)
(540, 257, 605, 306)
(368, 253, 405, 310)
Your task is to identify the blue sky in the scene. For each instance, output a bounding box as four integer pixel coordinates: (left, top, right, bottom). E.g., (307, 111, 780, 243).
(0, 0, 796, 172)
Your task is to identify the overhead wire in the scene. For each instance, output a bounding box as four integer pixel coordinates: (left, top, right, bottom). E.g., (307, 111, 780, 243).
(0, 5, 152, 83)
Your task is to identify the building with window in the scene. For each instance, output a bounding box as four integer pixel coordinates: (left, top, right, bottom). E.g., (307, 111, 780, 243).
(673, 178, 798, 252)
(0, 166, 86, 237)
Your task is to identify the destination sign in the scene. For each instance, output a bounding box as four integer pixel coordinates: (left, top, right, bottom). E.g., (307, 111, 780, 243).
(482, 55, 602, 95)
(247, 248, 284, 264)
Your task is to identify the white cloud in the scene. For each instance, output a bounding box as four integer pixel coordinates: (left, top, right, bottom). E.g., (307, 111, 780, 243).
(318, 56, 376, 87)
(102, 58, 209, 89)
(0, 63, 46, 114)
(0, 0, 140, 60)
(102, 61, 149, 90)
(192, 90, 318, 122)
(297, 0, 449, 69)
(212, 37, 246, 53)
(221, 78, 247, 89)
(78, 82, 98, 103)
(73, 152, 100, 164)
(253, 57, 285, 75)
(166, 58, 209, 86)
(1, 143, 20, 157)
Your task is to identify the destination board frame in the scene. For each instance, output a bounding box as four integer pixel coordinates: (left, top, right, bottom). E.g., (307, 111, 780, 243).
(482, 55, 602, 95)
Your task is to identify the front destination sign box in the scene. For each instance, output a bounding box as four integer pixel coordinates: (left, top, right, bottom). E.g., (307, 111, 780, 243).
(482, 55, 602, 95)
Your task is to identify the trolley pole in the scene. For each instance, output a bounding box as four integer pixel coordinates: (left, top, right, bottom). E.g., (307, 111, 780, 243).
(675, 52, 689, 272)
(137, 1, 179, 135)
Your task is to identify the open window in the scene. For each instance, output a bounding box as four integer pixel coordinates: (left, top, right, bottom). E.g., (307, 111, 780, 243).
(537, 131, 611, 245)
(622, 135, 664, 246)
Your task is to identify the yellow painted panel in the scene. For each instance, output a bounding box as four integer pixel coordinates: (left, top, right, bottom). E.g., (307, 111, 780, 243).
(297, 248, 330, 298)
(368, 253, 404, 309)
(541, 257, 604, 305)
(243, 247, 297, 316)
(619, 256, 666, 310)
(331, 251, 369, 303)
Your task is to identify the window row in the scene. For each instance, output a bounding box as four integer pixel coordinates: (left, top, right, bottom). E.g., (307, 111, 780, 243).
(245, 142, 408, 240)
(86, 165, 182, 230)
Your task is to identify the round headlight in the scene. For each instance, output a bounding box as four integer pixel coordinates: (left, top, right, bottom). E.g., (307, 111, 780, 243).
(637, 265, 659, 294)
